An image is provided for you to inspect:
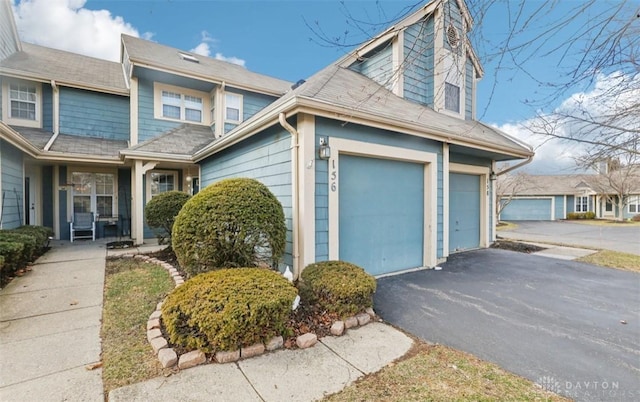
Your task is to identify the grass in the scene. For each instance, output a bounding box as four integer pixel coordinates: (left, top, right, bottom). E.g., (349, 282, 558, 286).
(577, 250, 640, 273)
(101, 257, 176, 394)
(496, 221, 518, 231)
(324, 342, 568, 402)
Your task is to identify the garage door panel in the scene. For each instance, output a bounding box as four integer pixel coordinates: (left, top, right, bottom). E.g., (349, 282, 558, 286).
(339, 155, 423, 276)
(449, 173, 480, 252)
(501, 199, 552, 221)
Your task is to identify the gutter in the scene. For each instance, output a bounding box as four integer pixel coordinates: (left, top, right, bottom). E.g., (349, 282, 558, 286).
(496, 155, 534, 176)
(278, 112, 301, 281)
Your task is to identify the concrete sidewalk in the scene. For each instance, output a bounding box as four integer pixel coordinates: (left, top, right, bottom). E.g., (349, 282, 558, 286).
(109, 322, 413, 402)
(0, 240, 106, 402)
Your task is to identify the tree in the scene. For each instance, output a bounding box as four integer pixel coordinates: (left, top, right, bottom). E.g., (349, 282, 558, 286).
(308, 0, 640, 165)
(495, 171, 536, 221)
(584, 154, 640, 221)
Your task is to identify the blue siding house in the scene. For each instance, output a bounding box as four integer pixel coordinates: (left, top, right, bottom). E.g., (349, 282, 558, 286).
(1, 0, 534, 278)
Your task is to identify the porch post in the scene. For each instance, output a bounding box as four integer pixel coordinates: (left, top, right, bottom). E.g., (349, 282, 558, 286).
(131, 160, 157, 245)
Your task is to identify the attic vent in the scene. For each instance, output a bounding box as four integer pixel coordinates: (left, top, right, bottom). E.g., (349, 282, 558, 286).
(179, 52, 199, 63)
(446, 25, 459, 49)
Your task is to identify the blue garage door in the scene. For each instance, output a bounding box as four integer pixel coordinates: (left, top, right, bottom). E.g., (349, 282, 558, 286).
(339, 155, 424, 276)
(501, 198, 552, 221)
(449, 173, 480, 253)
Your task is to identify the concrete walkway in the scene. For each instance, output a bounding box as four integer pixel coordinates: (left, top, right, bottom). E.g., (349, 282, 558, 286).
(0, 240, 106, 402)
(109, 322, 413, 402)
(0, 240, 414, 402)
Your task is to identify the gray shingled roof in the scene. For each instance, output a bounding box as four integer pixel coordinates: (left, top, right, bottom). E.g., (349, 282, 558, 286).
(127, 124, 215, 156)
(499, 170, 640, 195)
(204, 65, 531, 158)
(0, 43, 127, 93)
(9, 126, 51, 150)
(49, 134, 127, 159)
(122, 35, 291, 95)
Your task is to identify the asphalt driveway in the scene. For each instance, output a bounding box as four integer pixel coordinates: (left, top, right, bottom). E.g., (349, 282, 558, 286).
(375, 249, 640, 401)
(499, 221, 640, 255)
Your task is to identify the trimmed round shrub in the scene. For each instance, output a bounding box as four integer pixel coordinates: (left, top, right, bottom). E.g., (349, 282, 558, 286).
(172, 178, 286, 277)
(300, 260, 377, 318)
(0, 232, 37, 264)
(145, 191, 191, 246)
(162, 268, 297, 353)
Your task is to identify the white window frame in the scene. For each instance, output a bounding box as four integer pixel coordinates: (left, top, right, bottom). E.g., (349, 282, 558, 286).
(224, 92, 243, 124)
(575, 195, 589, 213)
(69, 169, 118, 219)
(146, 170, 178, 202)
(628, 196, 640, 214)
(153, 83, 209, 125)
(2, 78, 42, 128)
(442, 51, 464, 117)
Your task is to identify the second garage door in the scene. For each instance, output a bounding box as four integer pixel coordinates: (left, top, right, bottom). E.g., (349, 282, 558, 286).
(339, 155, 424, 276)
(501, 198, 552, 221)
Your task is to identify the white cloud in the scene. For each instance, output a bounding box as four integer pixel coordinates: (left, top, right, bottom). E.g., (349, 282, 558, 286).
(11, 0, 152, 62)
(190, 30, 246, 67)
(493, 71, 639, 175)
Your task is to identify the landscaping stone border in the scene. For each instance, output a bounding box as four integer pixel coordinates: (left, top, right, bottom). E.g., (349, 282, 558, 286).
(126, 254, 377, 370)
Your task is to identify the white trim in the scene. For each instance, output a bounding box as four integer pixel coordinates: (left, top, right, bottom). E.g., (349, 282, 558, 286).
(224, 92, 243, 124)
(449, 163, 490, 249)
(442, 143, 450, 256)
(327, 138, 438, 268)
(297, 113, 316, 269)
(391, 31, 404, 97)
(145, 169, 179, 201)
(563, 195, 567, 219)
(53, 165, 60, 239)
(66, 167, 119, 222)
(574, 195, 589, 213)
(2, 78, 42, 128)
(153, 82, 210, 125)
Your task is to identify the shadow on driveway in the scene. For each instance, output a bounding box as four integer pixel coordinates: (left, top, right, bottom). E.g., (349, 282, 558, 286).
(375, 249, 640, 402)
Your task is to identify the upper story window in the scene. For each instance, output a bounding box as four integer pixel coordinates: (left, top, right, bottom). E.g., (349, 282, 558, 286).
(2, 78, 41, 128)
(154, 83, 209, 125)
(225, 92, 243, 123)
(443, 52, 462, 115)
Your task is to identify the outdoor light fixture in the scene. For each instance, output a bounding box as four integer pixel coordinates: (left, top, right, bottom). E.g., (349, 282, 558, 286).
(489, 171, 497, 181)
(186, 167, 192, 182)
(318, 137, 331, 160)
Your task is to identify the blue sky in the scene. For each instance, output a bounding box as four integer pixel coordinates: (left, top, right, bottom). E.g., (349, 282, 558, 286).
(11, 0, 637, 173)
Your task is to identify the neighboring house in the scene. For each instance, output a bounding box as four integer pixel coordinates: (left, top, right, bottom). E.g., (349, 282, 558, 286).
(498, 169, 640, 221)
(1, 0, 534, 277)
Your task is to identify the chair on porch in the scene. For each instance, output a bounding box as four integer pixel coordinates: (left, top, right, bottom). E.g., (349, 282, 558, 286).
(70, 212, 96, 242)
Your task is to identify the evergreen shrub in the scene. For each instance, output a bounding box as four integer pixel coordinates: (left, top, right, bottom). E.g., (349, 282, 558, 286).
(162, 268, 297, 353)
(145, 190, 190, 246)
(172, 178, 286, 277)
(300, 260, 377, 318)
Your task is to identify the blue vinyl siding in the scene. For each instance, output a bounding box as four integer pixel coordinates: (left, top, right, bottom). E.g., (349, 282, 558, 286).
(349, 43, 394, 90)
(315, 117, 444, 260)
(224, 122, 237, 134)
(42, 84, 53, 131)
(443, 0, 463, 51)
(465, 57, 473, 120)
(59, 88, 129, 140)
(42, 166, 54, 229)
(450, 152, 491, 168)
(554, 195, 565, 219)
(223, 89, 277, 134)
(137, 78, 181, 142)
(449, 172, 481, 252)
(0, 140, 24, 229)
(403, 17, 435, 107)
(199, 125, 293, 269)
(339, 155, 424, 275)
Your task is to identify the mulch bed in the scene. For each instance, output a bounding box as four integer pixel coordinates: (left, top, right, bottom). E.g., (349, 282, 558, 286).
(147, 247, 340, 349)
(491, 240, 546, 253)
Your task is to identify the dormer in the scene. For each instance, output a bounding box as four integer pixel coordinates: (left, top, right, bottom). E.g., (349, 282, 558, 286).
(343, 0, 482, 121)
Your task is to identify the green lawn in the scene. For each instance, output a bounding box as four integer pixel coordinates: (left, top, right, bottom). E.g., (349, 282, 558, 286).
(577, 250, 640, 273)
(101, 257, 175, 393)
(568, 219, 640, 227)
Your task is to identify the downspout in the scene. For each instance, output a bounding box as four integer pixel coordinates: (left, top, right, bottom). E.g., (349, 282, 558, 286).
(495, 155, 533, 176)
(278, 112, 301, 280)
(44, 80, 59, 151)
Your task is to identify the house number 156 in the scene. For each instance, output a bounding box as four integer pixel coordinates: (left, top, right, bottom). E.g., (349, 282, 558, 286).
(330, 159, 337, 192)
